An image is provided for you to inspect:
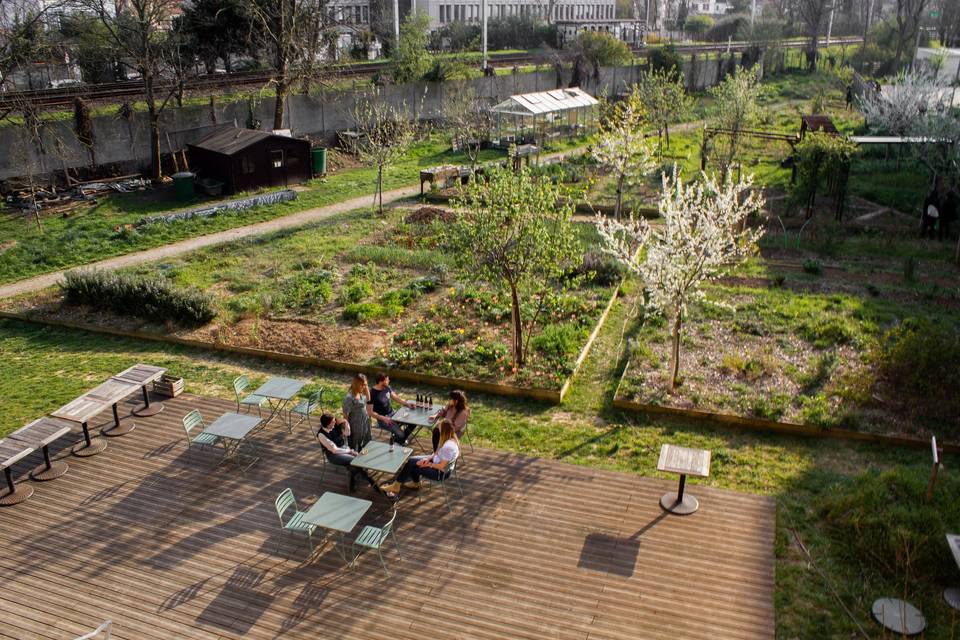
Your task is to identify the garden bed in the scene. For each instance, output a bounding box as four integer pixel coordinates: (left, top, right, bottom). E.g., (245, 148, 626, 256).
(4, 205, 621, 396)
(613, 238, 960, 443)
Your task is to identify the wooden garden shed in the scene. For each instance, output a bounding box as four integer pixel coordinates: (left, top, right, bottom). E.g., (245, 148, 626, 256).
(188, 128, 311, 194)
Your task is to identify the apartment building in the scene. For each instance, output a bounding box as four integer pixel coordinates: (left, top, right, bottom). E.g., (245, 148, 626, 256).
(422, 0, 617, 27)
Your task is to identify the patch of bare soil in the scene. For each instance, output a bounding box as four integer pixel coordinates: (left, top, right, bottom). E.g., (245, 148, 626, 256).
(404, 206, 456, 224)
(324, 149, 364, 173)
(0, 240, 16, 254)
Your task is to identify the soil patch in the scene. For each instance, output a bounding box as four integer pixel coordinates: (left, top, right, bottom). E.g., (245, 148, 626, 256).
(404, 206, 456, 224)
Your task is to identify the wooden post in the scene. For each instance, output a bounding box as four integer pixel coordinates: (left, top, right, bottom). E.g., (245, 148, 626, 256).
(927, 436, 942, 503)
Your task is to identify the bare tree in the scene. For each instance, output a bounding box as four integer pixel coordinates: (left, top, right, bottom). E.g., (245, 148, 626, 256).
(442, 85, 493, 173)
(351, 87, 415, 216)
(798, 0, 830, 71)
(81, 0, 181, 182)
(891, 0, 929, 72)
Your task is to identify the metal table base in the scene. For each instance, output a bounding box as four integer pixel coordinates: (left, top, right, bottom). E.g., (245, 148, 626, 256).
(30, 445, 68, 481)
(0, 468, 33, 506)
(660, 474, 700, 516)
(101, 403, 135, 437)
(132, 385, 164, 417)
(72, 422, 107, 457)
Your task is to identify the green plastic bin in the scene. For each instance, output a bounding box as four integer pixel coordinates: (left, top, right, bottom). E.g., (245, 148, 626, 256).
(311, 148, 327, 176)
(172, 171, 195, 201)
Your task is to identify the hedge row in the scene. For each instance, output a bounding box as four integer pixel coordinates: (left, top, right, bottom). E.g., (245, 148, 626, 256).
(61, 269, 216, 326)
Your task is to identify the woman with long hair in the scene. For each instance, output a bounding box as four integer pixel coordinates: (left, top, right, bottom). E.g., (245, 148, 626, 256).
(429, 390, 470, 452)
(342, 373, 372, 451)
(380, 419, 460, 498)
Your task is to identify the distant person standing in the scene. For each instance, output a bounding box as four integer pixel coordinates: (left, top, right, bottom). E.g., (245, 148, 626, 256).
(342, 373, 372, 451)
(845, 85, 854, 110)
(921, 184, 942, 240)
(941, 184, 958, 241)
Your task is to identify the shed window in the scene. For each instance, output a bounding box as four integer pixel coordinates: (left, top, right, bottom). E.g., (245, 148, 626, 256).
(241, 155, 255, 174)
(271, 150, 284, 168)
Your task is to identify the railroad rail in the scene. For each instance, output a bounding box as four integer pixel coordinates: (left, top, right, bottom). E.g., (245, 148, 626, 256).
(1, 37, 862, 110)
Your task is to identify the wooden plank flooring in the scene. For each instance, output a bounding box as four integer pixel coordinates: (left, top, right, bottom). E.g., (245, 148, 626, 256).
(0, 393, 776, 639)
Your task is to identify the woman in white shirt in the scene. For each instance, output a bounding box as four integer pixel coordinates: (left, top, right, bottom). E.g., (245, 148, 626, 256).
(380, 420, 460, 498)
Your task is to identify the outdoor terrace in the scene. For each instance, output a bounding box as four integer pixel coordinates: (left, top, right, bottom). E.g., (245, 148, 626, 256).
(0, 392, 775, 639)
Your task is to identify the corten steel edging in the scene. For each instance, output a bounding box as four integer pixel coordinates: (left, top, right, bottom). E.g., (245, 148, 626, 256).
(611, 372, 960, 454)
(559, 283, 622, 401)
(0, 311, 563, 403)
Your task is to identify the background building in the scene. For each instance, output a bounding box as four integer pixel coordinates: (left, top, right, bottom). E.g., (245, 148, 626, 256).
(423, 0, 616, 27)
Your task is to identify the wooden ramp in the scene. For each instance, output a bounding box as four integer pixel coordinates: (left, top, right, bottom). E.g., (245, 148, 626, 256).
(0, 393, 776, 640)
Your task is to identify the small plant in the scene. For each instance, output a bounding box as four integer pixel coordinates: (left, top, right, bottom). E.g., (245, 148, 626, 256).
(342, 302, 386, 323)
(339, 281, 372, 305)
(530, 324, 586, 361)
(769, 273, 786, 287)
(802, 259, 822, 275)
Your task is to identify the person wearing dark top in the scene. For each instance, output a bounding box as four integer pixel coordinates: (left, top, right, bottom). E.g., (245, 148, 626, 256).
(845, 85, 853, 110)
(921, 186, 941, 239)
(940, 185, 958, 241)
(367, 372, 415, 445)
(315, 413, 380, 493)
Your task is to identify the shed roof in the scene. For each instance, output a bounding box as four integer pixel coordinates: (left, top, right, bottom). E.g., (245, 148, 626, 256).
(491, 87, 598, 117)
(190, 128, 306, 155)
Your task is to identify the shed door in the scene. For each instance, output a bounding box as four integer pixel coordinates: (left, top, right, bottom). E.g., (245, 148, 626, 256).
(269, 149, 287, 186)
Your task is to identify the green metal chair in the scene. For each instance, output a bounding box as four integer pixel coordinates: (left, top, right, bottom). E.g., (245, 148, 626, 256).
(419, 456, 463, 513)
(182, 409, 219, 451)
(233, 375, 267, 417)
(274, 488, 317, 555)
(290, 388, 324, 432)
(353, 508, 402, 575)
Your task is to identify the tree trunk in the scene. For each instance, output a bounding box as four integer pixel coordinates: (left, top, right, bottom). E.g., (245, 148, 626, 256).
(664, 123, 670, 148)
(376, 165, 384, 215)
(510, 283, 524, 367)
(144, 73, 162, 183)
(669, 308, 682, 389)
(615, 173, 625, 219)
(273, 77, 288, 131)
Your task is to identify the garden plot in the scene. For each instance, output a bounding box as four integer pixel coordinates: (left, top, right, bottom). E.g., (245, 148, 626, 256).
(616, 236, 960, 440)
(6, 206, 619, 391)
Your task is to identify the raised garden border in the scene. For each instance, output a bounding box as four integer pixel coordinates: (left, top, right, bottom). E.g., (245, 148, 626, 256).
(611, 359, 960, 454)
(0, 283, 620, 405)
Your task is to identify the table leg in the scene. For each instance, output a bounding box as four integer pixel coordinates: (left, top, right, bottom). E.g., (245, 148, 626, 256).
(659, 473, 700, 516)
(73, 421, 107, 457)
(102, 402, 135, 437)
(132, 384, 164, 417)
(0, 467, 34, 506)
(30, 444, 69, 481)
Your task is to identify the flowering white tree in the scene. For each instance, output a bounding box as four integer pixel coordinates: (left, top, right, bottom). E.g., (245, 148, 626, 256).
(858, 70, 948, 139)
(596, 171, 764, 389)
(592, 87, 656, 219)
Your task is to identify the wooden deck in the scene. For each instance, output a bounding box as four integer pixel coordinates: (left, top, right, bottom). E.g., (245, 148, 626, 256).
(0, 393, 776, 640)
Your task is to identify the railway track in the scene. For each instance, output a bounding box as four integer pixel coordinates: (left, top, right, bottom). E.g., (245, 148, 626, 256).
(1, 37, 861, 110)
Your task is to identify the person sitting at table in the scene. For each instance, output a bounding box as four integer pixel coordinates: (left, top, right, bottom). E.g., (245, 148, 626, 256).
(429, 390, 470, 453)
(368, 372, 415, 445)
(379, 420, 460, 498)
(316, 413, 380, 493)
(342, 373, 372, 451)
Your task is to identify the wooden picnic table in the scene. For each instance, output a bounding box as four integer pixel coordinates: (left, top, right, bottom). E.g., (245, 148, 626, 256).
(112, 363, 167, 417)
(8, 417, 73, 481)
(657, 444, 711, 516)
(0, 438, 35, 506)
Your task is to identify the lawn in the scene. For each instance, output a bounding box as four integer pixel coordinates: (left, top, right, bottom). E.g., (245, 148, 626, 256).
(4, 204, 620, 391)
(1, 297, 958, 637)
(0, 136, 509, 286)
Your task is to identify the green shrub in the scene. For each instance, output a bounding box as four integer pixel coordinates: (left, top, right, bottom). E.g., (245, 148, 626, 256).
(531, 323, 586, 360)
(226, 294, 264, 317)
(340, 281, 372, 305)
(821, 465, 960, 584)
(802, 258, 822, 275)
(874, 318, 960, 427)
(566, 251, 625, 286)
(342, 302, 386, 323)
(273, 269, 334, 312)
(800, 317, 854, 347)
(61, 269, 215, 326)
(343, 245, 451, 270)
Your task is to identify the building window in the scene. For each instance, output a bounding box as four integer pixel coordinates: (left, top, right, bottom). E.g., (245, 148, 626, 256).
(271, 150, 284, 169)
(242, 155, 255, 175)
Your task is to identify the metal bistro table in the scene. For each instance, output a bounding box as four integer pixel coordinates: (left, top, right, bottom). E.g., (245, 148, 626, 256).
(351, 441, 413, 492)
(252, 377, 306, 430)
(390, 406, 438, 450)
(658, 444, 711, 516)
(201, 412, 263, 473)
(302, 491, 372, 566)
(9, 417, 73, 481)
(112, 364, 167, 417)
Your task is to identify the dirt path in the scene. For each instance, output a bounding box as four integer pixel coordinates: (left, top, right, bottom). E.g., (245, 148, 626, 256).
(0, 146, 597, 301)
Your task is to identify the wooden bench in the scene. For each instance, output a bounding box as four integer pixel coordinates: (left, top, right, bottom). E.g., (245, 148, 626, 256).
(112, 363, 167, 417)
(9, 417, 73, 481)
(0, 438, 35, 506)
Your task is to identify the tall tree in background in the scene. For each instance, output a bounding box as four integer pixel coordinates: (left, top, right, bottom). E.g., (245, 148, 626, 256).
(392, 10, 432, 83)
(83, 0, 180, 182)
(709, 71, 763, 180)
(180, 0, 254, 74)
(251, 0, 323, 130)
(798, 0, 830, 70)
(446, 163, 582, 368)
(596, 171, 764, 389)
(891, 0, 929, 71)
(443, 85, 493, 173)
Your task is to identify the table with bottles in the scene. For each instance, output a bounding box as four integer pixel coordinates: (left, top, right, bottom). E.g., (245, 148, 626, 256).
(390, 394, 439, 448)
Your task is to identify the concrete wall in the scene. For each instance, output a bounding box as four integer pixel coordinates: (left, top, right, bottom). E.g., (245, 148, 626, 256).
(0, 53, 753, 183)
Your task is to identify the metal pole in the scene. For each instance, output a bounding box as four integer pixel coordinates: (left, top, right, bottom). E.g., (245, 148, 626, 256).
(482, 0, 488, 71)
(393, 0, 401, 52)
(750, 0, 756, 29)
(826, 2, 835, 46)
